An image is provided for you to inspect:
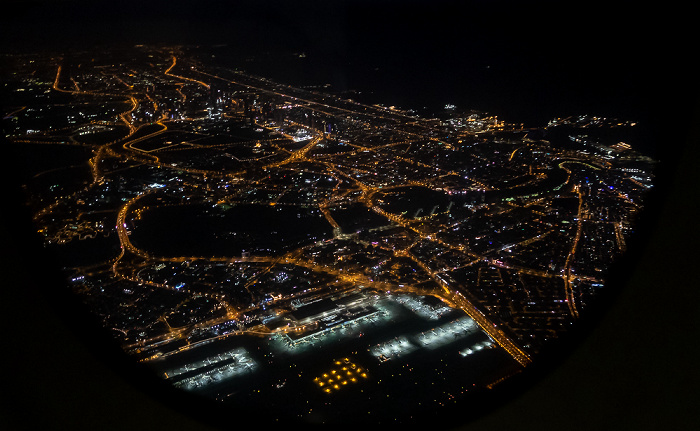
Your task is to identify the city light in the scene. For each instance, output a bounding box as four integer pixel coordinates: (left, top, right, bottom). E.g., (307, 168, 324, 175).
(6, 44, 656, 425)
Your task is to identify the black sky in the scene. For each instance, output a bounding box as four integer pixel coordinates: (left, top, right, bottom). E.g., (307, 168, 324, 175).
(3, 0, 696, 129)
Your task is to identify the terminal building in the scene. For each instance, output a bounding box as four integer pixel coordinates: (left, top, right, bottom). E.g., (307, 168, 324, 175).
(280, 292, 383, 347)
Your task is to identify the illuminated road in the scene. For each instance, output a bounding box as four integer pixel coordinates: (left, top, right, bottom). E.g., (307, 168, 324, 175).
(563, 186, 583, 318)
(193, 68, 455, 145)
(164, 56, 211, 89)
(25, 49, 646, 377)
(400, 251, 532, 366)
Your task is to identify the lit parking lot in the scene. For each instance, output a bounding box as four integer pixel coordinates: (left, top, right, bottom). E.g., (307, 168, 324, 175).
(414, 316, 479, 349)
(369, 335, 417, 361)
(168, 348, 258, 390)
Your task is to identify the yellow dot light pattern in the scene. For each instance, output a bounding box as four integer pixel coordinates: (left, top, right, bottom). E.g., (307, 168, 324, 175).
(313, 357, 368, 393)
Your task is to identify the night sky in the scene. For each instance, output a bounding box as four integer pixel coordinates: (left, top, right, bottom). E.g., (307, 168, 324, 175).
(2, 1, 699, 430)
(4, 0, 694, 128)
